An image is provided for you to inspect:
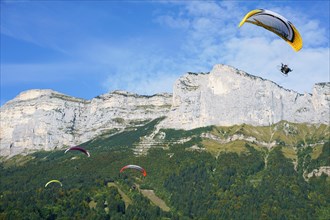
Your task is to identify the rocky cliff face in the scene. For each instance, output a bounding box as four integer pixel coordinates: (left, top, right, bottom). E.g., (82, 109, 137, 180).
(1, 64, 329, 157)
(159, 64, 329, 129)
(0, 89, 172, 157)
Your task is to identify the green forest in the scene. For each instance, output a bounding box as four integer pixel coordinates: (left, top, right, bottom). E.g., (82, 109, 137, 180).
(1, 119, 329, 220)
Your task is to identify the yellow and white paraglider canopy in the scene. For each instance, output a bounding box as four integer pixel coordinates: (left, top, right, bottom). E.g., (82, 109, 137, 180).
(45, 180, 63, 188)
(239, 9, 303, 52)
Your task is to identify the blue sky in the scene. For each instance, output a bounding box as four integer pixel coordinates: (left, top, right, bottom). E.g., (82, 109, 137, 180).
(1, 1, 329, 105)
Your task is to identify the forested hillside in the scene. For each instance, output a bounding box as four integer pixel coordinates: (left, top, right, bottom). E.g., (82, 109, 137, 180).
(1, 119, 329, 219)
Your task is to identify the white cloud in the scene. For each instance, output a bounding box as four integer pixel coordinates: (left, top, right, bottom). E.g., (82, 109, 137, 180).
(155, 15, 190, 29)
(101, 55, 181, 95)
(300, 20, 328, 47)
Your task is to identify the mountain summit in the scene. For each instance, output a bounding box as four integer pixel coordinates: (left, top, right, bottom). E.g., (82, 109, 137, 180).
(1, 64, 329, 157)
(159, 64, 329, 129)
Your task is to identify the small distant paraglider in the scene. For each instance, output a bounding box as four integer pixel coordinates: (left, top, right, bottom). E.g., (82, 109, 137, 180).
(120, 165, 147, 177)
(238, 9, 303, 52)
(64, 146, 90, 157)
(45, 180, 63, 188)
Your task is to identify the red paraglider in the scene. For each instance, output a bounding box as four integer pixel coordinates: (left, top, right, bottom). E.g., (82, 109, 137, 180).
(120, 165, 147, 177)
(64, 146, 90, 157)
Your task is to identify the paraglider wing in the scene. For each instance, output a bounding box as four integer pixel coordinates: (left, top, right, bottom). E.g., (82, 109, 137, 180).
(45, 180, 63, 188)
(120, 165, 147, 177)
(64, 146, 90, 157)
(238, 9, 303, 51)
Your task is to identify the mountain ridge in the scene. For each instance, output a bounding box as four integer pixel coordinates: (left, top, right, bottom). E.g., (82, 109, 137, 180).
(159, 64, 329, 129)
(1, 64, 329, 157)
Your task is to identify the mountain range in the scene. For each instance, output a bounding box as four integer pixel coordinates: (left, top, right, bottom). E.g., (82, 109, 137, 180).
(1, 64, 330, 219)
(1, 64, 329, 158)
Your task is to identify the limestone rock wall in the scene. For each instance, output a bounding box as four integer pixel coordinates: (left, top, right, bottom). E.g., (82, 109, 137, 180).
(0, 90, 172, 157)
(159, 64, 329, 129)
(1, 64, 329, 157)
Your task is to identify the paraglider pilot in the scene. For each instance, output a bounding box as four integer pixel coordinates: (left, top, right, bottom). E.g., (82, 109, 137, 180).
(281, 63, 292, 75)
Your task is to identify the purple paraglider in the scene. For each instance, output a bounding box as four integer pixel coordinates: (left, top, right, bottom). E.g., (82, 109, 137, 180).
(64, 146, 90, 157)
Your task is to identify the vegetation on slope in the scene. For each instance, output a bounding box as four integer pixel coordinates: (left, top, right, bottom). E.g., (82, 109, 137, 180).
(1, 119, 329, 219)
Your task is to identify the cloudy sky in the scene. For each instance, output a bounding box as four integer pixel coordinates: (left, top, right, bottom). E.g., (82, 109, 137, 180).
(1, 0, 329, 105)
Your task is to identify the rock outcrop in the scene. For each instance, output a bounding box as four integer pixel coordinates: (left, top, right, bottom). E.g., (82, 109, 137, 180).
(0, 89, 172, 157)
(159, 64, 329, 129)
(1, 64, 329, 157)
